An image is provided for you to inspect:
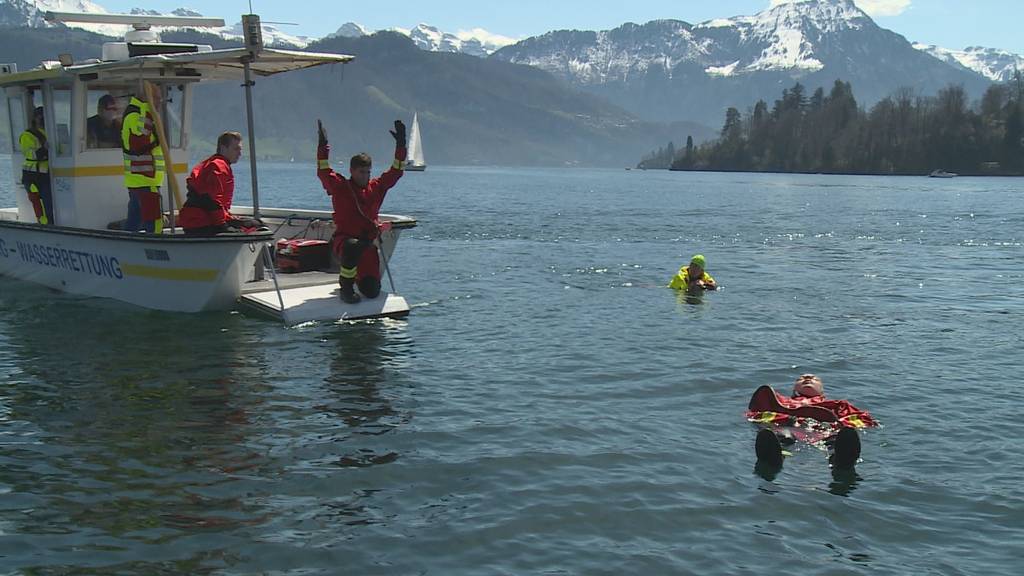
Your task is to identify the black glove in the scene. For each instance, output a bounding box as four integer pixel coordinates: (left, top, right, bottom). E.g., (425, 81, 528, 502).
(389, 120, 406, 147)
(36, 147, 48, 161)
(318, 119, 328, 148)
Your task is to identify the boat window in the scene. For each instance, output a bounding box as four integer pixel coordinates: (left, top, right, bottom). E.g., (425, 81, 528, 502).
(0, 95, 12, 154)
(6, 94, 24, 155)
(163, 84, 185, 149)
(51, 88, 71, 157)
(85, 89, 128, 149)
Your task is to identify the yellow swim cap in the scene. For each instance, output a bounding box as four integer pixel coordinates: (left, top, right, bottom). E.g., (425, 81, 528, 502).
(690, 254, 706, 268)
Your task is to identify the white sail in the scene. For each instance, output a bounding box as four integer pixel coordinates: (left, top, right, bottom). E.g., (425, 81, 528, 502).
(407, 112, 426, 170)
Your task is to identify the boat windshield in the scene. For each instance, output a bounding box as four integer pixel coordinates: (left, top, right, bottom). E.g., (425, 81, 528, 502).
(82, 82, 186, 150)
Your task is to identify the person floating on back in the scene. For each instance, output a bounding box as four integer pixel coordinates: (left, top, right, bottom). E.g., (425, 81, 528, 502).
(747, 374, 879, 471)
(668, 254, 717, 291)
(316, 119, 407, 304)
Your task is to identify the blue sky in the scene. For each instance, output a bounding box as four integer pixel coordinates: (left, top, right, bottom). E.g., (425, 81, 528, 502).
(96, 1, 1024, 54)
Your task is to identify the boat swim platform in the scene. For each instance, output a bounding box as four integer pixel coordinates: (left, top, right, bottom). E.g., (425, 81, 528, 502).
(240, 271, 409, 325)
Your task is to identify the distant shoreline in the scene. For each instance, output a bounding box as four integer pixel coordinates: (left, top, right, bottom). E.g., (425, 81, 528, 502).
(664, 167, 1024, 178)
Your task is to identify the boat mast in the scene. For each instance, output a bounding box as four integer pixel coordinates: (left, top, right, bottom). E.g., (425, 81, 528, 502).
(241, 14, 262, 220)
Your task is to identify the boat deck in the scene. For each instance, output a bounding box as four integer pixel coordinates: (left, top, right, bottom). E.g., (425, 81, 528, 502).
(240, 270, 409, 324)
(242, 270, 339, 293)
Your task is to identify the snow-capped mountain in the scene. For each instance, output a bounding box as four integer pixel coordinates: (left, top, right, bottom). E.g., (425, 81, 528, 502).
(914, 43, 1024, 83)
(325, 22, 370, 40)
(400, 23, 514, 57)
(327, 21, 515, 56)
(221, 19, 310, 49)
(0, 1, 514, 54)
(1, 0, 108, 31)
(693, 0, 872, 76)
(0, 0, 311, 46)
(494, 0, 879, 85)
(491, 0, 992, 123)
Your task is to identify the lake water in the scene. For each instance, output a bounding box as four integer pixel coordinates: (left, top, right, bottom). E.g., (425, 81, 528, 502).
(1, 160, 1022, 574)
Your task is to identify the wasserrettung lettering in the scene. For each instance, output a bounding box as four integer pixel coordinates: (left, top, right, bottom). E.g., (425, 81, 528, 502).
(11, 239, 123, 279)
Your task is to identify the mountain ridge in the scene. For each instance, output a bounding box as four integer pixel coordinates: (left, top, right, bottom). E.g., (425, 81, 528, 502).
(0, 25, 715, 164)
(3, 0, 1022, 78)
(0, 0, 516, 54)
(491, 0, 994, 124)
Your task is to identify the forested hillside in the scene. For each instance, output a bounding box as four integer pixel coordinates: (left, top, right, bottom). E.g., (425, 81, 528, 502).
(639, 79, 1024, 175)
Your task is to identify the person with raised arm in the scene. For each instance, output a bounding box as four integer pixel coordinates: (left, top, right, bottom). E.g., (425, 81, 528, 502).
(316, 119, 407, 303)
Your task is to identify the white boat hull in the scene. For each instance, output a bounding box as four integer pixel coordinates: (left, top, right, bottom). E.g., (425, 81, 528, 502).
(0, 219, 268, 312)
(0, 207, 417, 315)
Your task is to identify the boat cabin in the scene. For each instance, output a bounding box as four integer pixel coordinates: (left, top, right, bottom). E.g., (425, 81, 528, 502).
(0, 11, 351, 231)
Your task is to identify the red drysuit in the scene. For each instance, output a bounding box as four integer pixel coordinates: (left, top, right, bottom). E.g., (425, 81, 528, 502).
(316, 143, 405, 280)
(179, 154, 234, 229)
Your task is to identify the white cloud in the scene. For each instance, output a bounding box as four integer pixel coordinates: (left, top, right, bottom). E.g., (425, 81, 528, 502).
(769, 0, 911, 17)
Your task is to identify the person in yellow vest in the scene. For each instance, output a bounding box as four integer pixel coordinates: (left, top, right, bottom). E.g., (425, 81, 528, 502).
(668, 254, 717, 291)
(19, 106, 53, 225)
(121, 89, 165, 233)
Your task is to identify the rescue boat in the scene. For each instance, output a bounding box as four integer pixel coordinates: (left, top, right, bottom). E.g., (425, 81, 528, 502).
(0, 11, 416, 323)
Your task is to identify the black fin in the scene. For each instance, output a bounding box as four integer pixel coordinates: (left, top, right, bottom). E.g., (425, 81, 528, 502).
(755, 428, 784, 468)
(831, 427, 861, 469)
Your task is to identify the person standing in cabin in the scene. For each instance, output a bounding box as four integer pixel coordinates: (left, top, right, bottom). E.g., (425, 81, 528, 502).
(121, 88, 165, 233)
(316, 119, 407, 303)
(19, 106, 53, 225)
(86, 94, 122, 149)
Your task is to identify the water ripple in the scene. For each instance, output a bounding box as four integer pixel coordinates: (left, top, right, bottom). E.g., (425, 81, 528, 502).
(2, 168, 1023, 574)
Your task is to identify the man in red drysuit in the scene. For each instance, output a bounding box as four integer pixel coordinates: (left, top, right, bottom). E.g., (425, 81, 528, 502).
(179, 131, 263, 236)
(316, 119, 406, 303)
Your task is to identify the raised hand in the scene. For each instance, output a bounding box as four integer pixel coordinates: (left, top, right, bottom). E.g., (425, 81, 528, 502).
(317, 119, 328, 148)
(389, 120, 406, 146)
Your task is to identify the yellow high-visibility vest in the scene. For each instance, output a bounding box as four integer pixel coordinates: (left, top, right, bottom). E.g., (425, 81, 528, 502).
(19, 128, 48, 173)
(121, 97, 165, 188)
(668, 267, 715, 290)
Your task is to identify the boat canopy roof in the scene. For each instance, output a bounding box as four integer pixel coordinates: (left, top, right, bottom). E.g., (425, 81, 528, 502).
(0, 47, 354, 86)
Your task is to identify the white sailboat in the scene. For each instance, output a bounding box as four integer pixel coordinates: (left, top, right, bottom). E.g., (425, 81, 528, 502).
(405, 112, 427, 171)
